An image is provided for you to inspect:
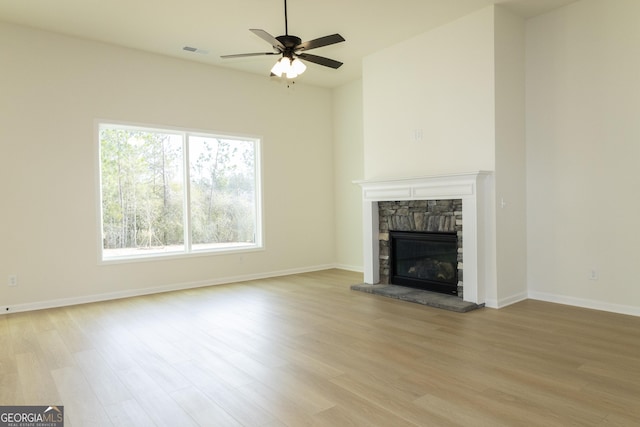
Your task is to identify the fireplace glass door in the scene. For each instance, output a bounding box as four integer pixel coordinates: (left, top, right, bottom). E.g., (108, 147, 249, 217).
(390, 231, 458, 295)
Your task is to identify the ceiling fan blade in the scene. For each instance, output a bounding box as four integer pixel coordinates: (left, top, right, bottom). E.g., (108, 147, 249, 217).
(250, 29, 285, 50)
(296, 34, 345, 51)
(221, 52, 280, 59)
(297, 53, 343, 69)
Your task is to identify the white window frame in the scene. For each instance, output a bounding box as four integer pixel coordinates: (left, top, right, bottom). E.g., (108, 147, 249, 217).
(96, 121, 264, 263)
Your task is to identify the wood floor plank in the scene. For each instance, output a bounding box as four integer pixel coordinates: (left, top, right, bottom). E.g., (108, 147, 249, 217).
(132, 388, 198, 427)
(50, 366, 112, 426)
(329, 373, 450, 426)
(413, 392, 510, 427)
(313, 404, 413, 427)
(0, 372, 21, 405)
(47, 309, 95, 354)
(235, 380, 318, 426)
(0, 332, 18, 377)
(309, 380, 421, 427)
(73, 349, 133, 407)
(15, 351, 61, 405)
(36, 329, 75, 370)
(103, 399, 156, 426)
(258, 365, 337, 415)
(8, 313, 41, 354)
(1, 269, 639, 426)
(172, 359, 279, 426)
(170, 386, 244, 427)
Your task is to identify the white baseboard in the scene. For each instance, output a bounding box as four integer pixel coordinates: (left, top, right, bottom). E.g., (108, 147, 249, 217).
(528, 291, 640, 317)
(8, 268, 636, 318)
(497, 291, 529, 308)
(334, 264, 364, 273)
(1, 264, 337, 315)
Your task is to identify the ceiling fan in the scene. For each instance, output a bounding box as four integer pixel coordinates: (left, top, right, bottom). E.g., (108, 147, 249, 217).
(221, 0, 345, 79)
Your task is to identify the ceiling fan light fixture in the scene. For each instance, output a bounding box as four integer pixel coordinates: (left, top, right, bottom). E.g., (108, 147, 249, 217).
(271, 56, 306, 79)
(291, 57, 306, 75)
(270, 57, 286, 77)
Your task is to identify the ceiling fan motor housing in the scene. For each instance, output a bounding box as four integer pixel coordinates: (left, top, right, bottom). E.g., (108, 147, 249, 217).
(276, 35, 302, 59)
(276, 35, 302, 49)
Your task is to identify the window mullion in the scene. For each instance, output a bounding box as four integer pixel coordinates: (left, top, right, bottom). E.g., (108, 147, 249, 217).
(183, 133, 192, 253)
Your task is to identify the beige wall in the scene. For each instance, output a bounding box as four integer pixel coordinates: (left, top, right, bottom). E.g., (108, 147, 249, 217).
(332, 80, 364, 272)
(0, 23, 336, 311)
(526, 0, 640, 314)
(362, 7, 496, 180)
(494, 8, 527, 306)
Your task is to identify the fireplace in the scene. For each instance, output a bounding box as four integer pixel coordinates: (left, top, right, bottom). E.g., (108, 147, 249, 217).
(390, 231, 458, 295)
(355, 172, 494, 305)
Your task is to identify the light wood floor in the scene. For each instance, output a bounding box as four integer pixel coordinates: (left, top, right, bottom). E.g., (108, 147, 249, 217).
(1, 269, 639, 426)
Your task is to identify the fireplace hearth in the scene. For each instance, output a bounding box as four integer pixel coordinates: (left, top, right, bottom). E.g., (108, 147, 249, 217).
(390, 231, 458, 295)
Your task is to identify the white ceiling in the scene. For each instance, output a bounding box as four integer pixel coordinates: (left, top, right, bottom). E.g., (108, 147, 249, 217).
(0, 0, 577, 88)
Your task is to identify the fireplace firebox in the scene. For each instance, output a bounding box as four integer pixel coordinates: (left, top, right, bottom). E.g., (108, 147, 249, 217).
(390, 231, 458, 295)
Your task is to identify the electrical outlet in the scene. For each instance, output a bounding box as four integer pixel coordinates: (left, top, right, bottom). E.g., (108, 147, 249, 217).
(589, 270, 598, 281)
(8, 275, 17, 287)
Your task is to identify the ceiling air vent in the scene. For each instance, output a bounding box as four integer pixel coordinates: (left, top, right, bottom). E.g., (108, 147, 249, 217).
(182, 46, 209, 55)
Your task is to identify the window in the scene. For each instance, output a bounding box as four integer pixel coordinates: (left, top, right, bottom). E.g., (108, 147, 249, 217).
(98, 123, 261, 261)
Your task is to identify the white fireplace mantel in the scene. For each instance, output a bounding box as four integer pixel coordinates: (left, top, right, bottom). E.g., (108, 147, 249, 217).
(355, 171, 494, 305)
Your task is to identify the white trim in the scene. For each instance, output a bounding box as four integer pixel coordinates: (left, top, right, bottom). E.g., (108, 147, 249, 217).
(486, 291, 528, 309)
(528, 291, 640, 317)
(483, 299, 499, 309)
(335, 263, 364, 273)
(0, 264, 337, 315)
(355, 171, 494, 306)
(99, 245, 264, 265)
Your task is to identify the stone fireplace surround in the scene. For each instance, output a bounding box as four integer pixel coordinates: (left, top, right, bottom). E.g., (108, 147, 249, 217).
(355, 172, 493, 305)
